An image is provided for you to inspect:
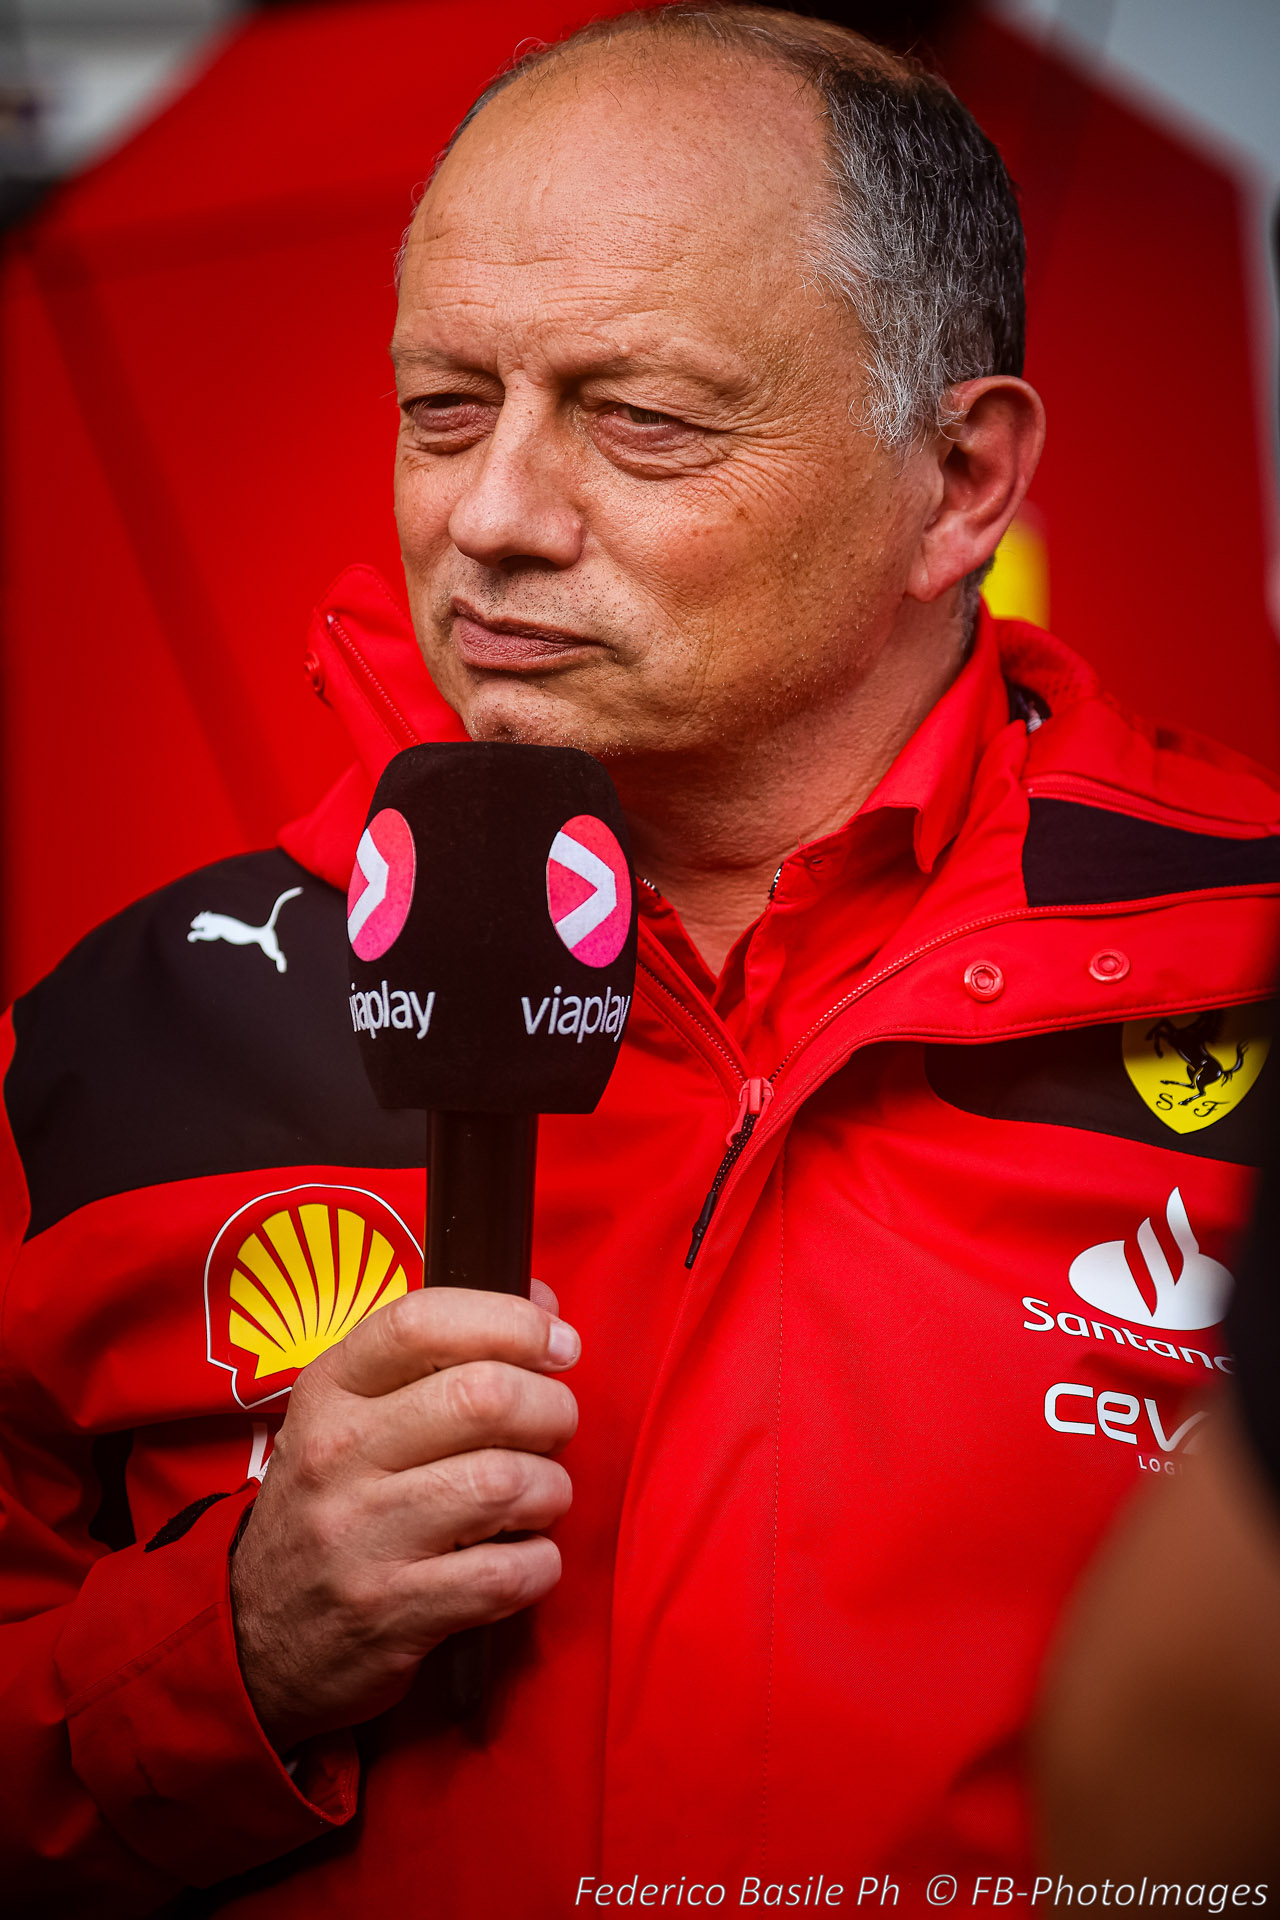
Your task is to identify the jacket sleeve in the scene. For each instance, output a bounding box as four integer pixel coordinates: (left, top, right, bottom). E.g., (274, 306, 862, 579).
(0, 1010, 359, 1913)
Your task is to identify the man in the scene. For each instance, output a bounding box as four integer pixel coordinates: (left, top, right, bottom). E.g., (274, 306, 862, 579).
(2, 6, 1278, 1913)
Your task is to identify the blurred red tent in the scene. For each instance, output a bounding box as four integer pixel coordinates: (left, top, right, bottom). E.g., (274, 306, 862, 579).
(2, 0, 1276, 1001)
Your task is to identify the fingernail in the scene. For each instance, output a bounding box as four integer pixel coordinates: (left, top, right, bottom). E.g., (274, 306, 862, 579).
(546, 1319, 580, 1368)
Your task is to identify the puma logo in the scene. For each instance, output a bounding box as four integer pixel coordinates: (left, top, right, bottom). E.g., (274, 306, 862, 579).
(187, 888, 303, 974)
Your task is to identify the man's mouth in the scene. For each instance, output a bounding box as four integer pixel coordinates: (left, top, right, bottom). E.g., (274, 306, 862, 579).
(450, 600, 601, 673)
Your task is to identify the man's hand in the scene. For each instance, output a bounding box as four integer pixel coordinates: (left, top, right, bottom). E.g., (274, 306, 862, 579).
(230, 1282, 579, 1751)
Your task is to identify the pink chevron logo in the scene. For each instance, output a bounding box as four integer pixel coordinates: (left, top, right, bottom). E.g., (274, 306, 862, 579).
(347, 808, 415, 961)
(546, 815, 631, 968)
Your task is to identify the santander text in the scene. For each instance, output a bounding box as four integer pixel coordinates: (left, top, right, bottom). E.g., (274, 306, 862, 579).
(1022, 1299, 1233, 1378)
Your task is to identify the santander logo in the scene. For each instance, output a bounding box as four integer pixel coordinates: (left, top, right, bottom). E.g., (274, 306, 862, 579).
(348, 808, 416, 962)
(546, 814, 632, 968)
(1068, 1187, 1232, 1331)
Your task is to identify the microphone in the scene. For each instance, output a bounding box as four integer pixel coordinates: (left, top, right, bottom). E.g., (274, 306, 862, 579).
(347, 740, 638, 1286)
(345, 742, 638, 1713)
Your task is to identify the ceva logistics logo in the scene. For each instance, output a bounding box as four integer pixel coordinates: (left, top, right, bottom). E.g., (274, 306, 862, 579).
(546, 814, 631, 968)
(348, 808, 416, 961)
(1067, 1185, 1231, 1331)
(205, 1184, 423, 1407)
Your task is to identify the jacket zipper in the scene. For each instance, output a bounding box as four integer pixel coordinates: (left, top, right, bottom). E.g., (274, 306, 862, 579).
(678, 909, 1042, 1268)
(325, 611, 419, 751)
(685, 1077, 774, 1268)
(670, 905, 1069, 1268)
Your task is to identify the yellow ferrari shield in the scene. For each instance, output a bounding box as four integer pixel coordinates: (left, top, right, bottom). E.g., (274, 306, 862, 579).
(1123, 1006, 1271, 1135)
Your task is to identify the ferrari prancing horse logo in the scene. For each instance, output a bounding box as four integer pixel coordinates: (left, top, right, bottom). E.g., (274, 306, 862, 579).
(1122, 1006, 1270, 1135)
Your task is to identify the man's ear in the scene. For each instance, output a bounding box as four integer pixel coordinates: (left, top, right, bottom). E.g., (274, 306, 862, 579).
(904, 376, 1046, 605)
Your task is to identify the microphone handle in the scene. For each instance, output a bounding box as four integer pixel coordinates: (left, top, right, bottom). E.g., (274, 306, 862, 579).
(426, 1111, 537, 1294)
(425, 1110, 538, 1722)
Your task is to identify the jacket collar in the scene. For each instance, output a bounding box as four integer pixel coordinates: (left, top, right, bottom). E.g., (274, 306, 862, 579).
(279, 564, 467, 891)
(839, 614, 1012, 875)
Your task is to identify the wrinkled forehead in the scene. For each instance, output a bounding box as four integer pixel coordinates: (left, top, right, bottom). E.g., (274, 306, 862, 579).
(396, 46, 831, 355)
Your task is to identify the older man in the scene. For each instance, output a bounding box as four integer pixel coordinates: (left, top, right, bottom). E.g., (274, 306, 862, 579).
(2, 5, 1278, 1914)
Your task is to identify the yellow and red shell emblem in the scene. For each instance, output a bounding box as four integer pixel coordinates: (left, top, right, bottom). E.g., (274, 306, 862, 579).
(205, 1184, 422, 1408)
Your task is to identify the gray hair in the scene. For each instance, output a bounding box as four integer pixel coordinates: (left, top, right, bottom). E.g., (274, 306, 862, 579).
(420, 3, 1026, 452)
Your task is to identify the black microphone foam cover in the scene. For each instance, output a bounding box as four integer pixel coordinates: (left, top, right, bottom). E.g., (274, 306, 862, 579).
(346, 744, 638, 1114)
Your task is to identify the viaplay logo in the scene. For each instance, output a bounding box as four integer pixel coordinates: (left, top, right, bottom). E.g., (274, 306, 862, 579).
(348, 808, 416, 962)
(547, 814, 631, 968)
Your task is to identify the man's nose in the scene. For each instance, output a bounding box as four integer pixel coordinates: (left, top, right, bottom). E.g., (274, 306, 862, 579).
(448, 400, 584, 571)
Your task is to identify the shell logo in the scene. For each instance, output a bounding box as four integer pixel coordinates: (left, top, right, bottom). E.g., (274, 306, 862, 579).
(205, 1184, 423, 1408)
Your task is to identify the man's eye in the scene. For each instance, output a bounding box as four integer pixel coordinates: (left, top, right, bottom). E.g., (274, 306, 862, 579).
(403, 394, 489, 419)
(620, 405, 673, 426)
(589, 402, 715, 474)
(401, 395, 494, 443)
(604, 404, 693, 430)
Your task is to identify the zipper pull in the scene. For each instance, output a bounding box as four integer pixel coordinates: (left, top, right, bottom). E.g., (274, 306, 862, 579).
(726, 1076, 773, 1145)
(687, 1078, 775, 1268)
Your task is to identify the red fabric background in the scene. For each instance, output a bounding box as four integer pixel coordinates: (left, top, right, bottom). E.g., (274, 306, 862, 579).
(1, 0, 1275, 1002)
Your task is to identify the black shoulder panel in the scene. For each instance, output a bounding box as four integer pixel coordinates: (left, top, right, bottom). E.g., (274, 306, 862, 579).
(5, 850, 424, 1239)
(926, 1011, 1272, 1165)
(1024, 797, 1280, 906)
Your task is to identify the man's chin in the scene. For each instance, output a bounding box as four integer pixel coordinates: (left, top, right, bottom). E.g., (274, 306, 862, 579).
(454, 677, 619, 756)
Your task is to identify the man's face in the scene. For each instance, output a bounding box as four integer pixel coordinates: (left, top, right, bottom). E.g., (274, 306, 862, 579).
(392, 48, 931, 764)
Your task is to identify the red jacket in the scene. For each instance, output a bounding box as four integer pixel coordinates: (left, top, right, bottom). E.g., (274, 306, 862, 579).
(3, 564, 1278, 1916)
